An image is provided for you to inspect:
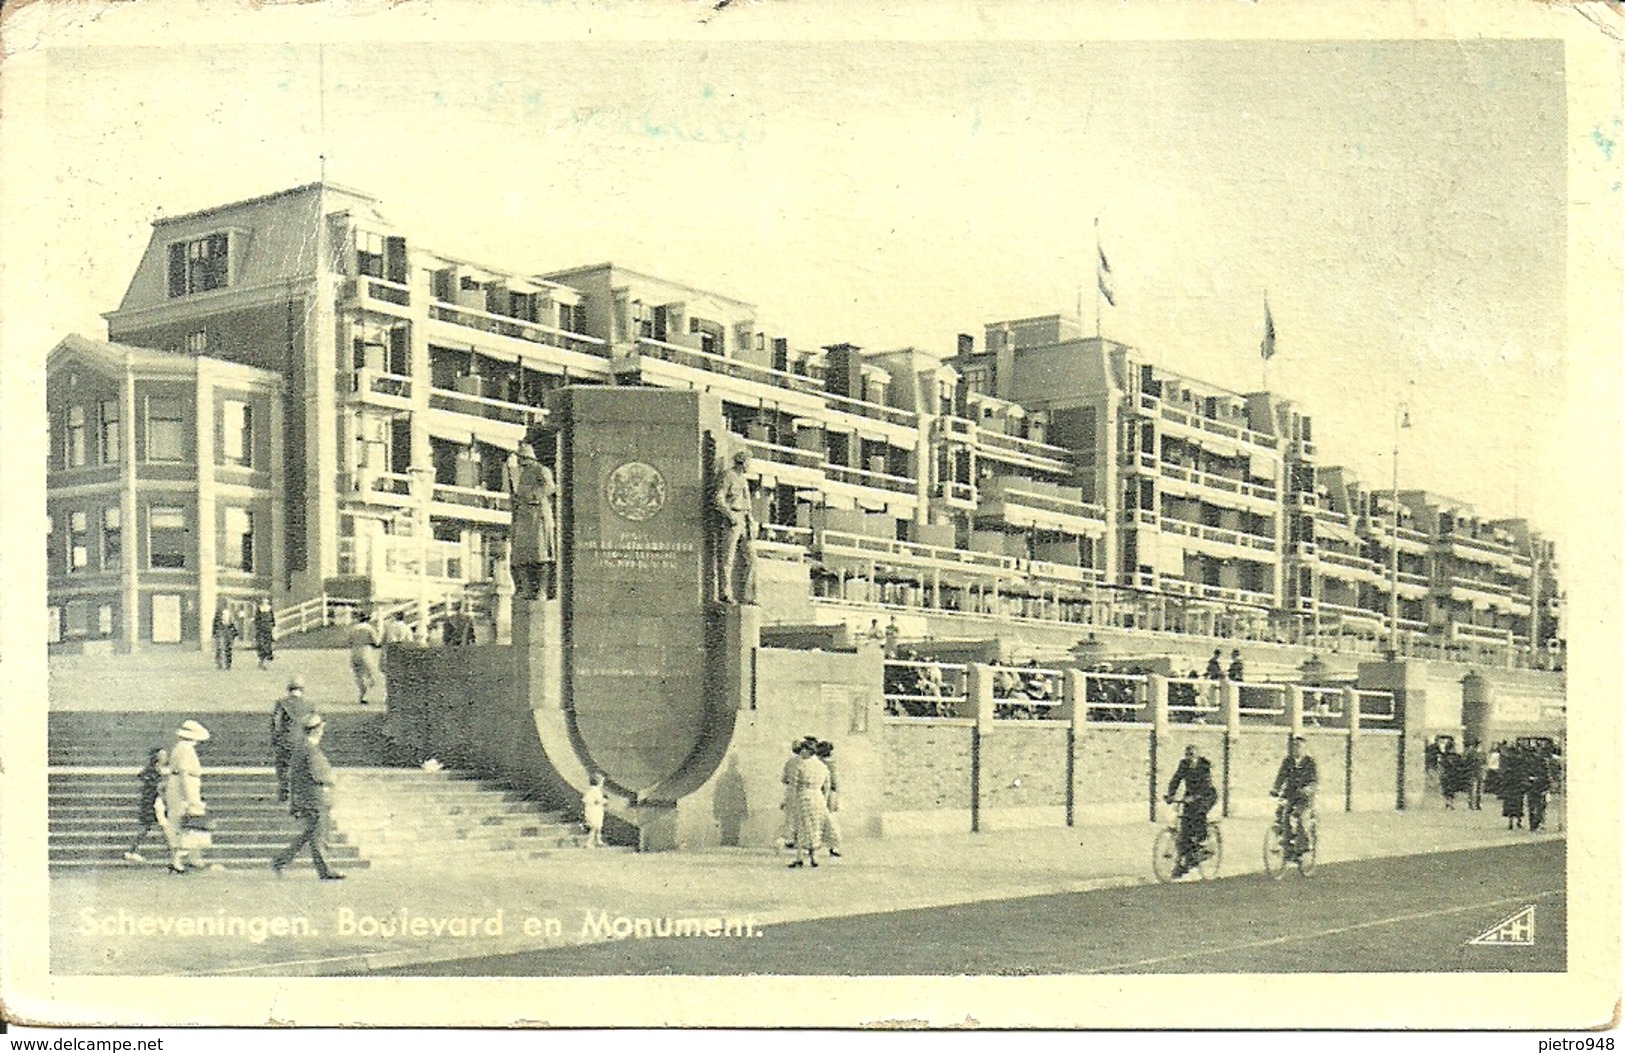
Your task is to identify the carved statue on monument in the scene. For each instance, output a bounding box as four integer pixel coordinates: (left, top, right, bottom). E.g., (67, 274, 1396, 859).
(505, 442, 558, 601)
(713, 448, 757, 605)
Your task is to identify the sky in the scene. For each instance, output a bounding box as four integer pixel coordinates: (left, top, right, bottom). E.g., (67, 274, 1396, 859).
(39, 37, 1569, 542)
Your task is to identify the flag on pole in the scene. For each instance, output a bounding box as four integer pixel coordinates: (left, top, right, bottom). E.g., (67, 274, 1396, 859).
(1097, 243, 1116, 308)
(1260, 297, 1276, 361)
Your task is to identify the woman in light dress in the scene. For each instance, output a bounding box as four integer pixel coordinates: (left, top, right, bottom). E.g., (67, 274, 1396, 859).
(582, 772, 608, 848)
(787, 740, 830, 869)
(166, 720, 221, 873)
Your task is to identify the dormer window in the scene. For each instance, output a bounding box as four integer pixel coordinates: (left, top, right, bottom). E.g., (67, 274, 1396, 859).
(168, 234, 230, 297)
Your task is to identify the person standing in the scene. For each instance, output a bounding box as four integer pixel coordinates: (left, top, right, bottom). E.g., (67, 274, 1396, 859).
(1498, 744, 1527, 830)
(816, 740, 844, 859)
(123, 746, 172, 863)
(581, 772, 608, 848)
(1227, 649, 1245, 683)
(776, 739, 805, 848)
(167, 720, 219, 873)
(272, 713, 345, 880)
(1463, 740, 1487, 811)
(381, 611, 414, 646)
(253, 597, 276, 669)
(211, 603, 237, 671)
(787, 740, 830, 869)
(1524, 748, 1552, 833)
(348, 610, 382, 705)
(271, 676, 314, 803)
(1204, 649, 1224, 681)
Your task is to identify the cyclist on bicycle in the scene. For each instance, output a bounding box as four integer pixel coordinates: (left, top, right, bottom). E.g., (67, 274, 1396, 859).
(1164, 744, 1218, 878)
(1271, 734, 1318, 859)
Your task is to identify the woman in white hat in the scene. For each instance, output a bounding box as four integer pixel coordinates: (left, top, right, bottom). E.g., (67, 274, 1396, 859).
(166, 720, 220, 872)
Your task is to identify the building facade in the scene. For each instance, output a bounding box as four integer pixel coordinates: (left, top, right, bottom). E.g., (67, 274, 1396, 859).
(44, 182, 1562, 666)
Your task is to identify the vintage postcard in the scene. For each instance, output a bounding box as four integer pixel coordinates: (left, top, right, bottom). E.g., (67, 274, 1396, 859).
(0, 0, 1619, 1032)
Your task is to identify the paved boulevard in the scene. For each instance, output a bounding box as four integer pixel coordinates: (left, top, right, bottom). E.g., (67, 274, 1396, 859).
(375, 839, 1564, 975)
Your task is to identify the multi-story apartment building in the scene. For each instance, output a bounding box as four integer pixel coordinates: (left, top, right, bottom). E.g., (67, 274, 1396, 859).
(45, 181, 1562, 667)
(45, 334, 283, 650)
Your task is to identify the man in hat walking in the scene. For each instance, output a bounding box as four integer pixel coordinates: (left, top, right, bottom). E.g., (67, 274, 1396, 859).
(271, 676, 314, 803)
(272, 713, 345, 880)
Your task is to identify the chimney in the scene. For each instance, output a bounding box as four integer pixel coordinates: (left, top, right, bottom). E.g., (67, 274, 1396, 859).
(956, 333, 974, 358)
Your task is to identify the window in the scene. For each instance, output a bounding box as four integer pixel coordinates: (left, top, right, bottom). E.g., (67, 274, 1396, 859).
(186, 330, 208, 354)
(103, 507, 122, 571)
(167, 234, 230, 297)
(67, 406, 87, 467)
(221, 400, 253, 467)
(149, 506, 188, 569)
(99, 400, 120, 464)
(98, 604, 113, 636)
(69, 511, 89, 572)
(45, 514, 53, 575)
(146, 397, 186, 462)
(357, 231, 386, 279)
(223, 507, 254, 573)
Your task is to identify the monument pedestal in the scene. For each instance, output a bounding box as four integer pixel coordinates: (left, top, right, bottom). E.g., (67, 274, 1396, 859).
(633, 803, 679, 852)
(717, 602, 761, 712)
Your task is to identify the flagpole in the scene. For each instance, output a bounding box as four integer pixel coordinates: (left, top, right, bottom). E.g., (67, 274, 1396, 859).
(1094, 217, 1103, 341)
(1261, 288, 1269, 392)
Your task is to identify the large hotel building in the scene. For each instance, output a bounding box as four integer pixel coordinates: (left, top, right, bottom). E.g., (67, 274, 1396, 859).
(45, 182, 1563, 668)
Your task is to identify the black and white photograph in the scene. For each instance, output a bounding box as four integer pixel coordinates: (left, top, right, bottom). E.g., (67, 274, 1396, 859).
(0, 0, 1619, 1033)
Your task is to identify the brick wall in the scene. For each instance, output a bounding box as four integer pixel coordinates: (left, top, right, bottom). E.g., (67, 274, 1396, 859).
(882, 721, 975, 812)
(1228, 727, 1291, 817)
(979, 723, 1069, 827)
(1352, 730, 1402, 811)
(1301, 728, 1349, 812)
(1074, 724, 1154, 824)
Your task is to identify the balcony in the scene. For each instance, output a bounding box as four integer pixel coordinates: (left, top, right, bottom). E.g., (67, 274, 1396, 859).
(1157, 576, 1277, 609)
(432, 482, 511, 521)
(976, 476, 1106, 536)
(825, 463, 917, 495)
(1159, 515, 1278, 555)
(1287, 489, 1319, 507)
(1292, 437, 1316, 458)
(934, 480, 976, 506)
(1159, 403, 1279, 450)
(1317, 547, 1379, 582)
(350, 369, 412, 410)
(824, 389, 919, 432)
(636, 336, 822, 398)
(430, 300, 607, 357)
(1450, 621, 1511, 645)
(427, 384, 539, 427)
(973, 428, 1073, 473)
(741, 437, 825, 472)
(819, 529, 1102, 589)
(1157, 461, 1277, 503)
(344, 276, 412, 314)
(1442, 531, 1520, 569)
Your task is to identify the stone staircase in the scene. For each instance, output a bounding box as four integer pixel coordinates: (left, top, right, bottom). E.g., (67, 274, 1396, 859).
(47, 770, 371, 872)
(49, 711, 387, 769)
(330, 769, 610, 865)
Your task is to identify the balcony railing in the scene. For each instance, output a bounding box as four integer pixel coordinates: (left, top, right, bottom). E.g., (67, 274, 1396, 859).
(741, 437, 826, 471)
(1157, 576, 1278, 609)
(820, 529, 1102, 587)
(935, 480, 976, 503)
(427, 385, 539, 426)
(351, 369, 412, 403)
(1159, 403, 1279, 449)
(760, 523, 814, 549)
(430, 300, 607, 356)
(825, 463, 917, 495)
(1158, 461, 1277, 502)
(824, 389, 919, 430)
(350, 275, 412, 308)
(636, 337, 822, 397)
(432, 482, 511, 515)
(979, 477, 1105, 524)
(973, 428, 1073, 470)
(1159, 515, 1278, 553)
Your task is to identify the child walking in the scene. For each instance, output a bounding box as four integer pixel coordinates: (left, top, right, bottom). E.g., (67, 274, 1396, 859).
(582, 772, 608, 848)
(123, 747, 171, 863)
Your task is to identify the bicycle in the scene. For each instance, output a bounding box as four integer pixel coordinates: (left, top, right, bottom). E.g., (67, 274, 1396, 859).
(1263, 794, 1317, 879)
(1152, 797, 1222, 883)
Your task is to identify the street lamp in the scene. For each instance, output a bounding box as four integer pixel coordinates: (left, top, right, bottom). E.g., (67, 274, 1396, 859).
(409, 463, 435, 644)
(1387, 403, 1411, 657)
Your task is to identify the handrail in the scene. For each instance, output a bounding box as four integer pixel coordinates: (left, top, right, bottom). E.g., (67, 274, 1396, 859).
(822, 389, 919, 429)
(430, 300, 606, 354)
(427, 384, 542, 425)
(825, 463, 917, 494)
(636, 336, 822, 396)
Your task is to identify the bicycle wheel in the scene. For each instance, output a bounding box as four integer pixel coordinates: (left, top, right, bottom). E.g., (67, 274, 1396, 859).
(1152, 827, 1180, 883)
(1197, 824, 1223, 880)
(1297, 817, 1318, 876)
(1262, 823, 1287, 879)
